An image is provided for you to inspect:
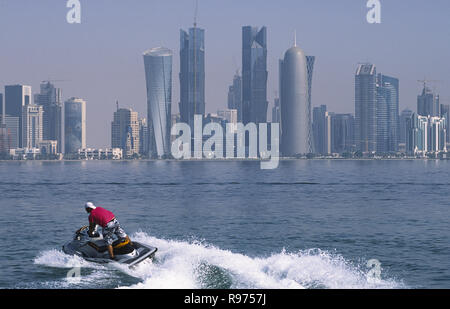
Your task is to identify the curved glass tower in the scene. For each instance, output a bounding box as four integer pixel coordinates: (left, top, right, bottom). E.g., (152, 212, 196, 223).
(280, 43, 310, 156)
(143, 47, 172, 158)
(64, 97, 86, 154)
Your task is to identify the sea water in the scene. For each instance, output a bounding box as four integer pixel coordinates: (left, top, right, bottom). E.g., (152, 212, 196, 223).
(0, 160, 448, 288)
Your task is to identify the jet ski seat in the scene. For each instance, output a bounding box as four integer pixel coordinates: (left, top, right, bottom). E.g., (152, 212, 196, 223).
(88, 238, 132, 254)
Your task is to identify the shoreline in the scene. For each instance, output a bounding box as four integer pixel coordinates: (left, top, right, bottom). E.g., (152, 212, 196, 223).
(0, 157, 448, 162)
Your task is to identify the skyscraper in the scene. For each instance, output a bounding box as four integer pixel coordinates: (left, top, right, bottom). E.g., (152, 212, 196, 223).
(64, 97, 86, 154)
(34, 81, 63, 153)
(355, 64, 377, 153)
(279, 40, 310, 156)
(111, 107, 140, 157)
(5, 85, 32, 148)
(0, 93, 3, 117)
(399, 109, 413, 145)
(376, 74, 399, 153)
(179, 26, 205, 129)
(22, 104, 43, 149)
(417, 83, 440, 117)
(227, 72, 242, 121)
(407, 113, 447, 154)
(328, 113, 355, 154)
(242, 26, 268, 125)
(0, 115, 19, 152)
(306, 56, 315, 152)
(313, 105, 327, 154)
(143, 47, 173, 158)
(139, 118, 149, 156)
(272, 98, 281, 124)
(440, 104, 449, 143)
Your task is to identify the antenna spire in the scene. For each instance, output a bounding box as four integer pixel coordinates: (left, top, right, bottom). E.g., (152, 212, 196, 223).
(194, 0, 198, 28)
(294, 30, 297, 47)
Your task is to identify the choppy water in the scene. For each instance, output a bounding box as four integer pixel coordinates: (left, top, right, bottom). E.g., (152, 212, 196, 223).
(0, 160, 449, 289)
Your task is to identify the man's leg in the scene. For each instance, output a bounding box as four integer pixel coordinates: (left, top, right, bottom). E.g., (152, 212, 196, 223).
(115, 221, 131, 245)
(103, 227, 115, 260)
(107, 245, 114, 260)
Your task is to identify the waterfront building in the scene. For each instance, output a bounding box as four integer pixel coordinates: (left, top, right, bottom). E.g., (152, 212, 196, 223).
(34, 81, 63, 153)
(376, 74, 399, 153)
(313, 105, 327, 154)
(399, 109, 413, 146)
(139, 118, 149, 156)
(143, 47, 173, 158)
(0, 115, 20, 150)
(64, 97, 86, 154)
(355, 64, 377, 153)
(22, 104, 43, 149)
(179, 26, 205, 129)
(5, 85, 32, 148)
(77, 148, 123, 160)
(227, 72, 242, 121)
(279, 39, 311, 156)
(407, 113, 447, 155)
(440, 104, 449, 143)
(242, 26, 268, 125)
(272, 98, 281, 124)
(38, 140, 58, 156)
(111, 107, 140, 157)
(417, 83, 440, 117)
(328, 113, 355, 154)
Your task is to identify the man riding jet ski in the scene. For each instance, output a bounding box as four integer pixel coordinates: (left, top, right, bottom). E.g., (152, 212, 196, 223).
(62, 202, 157, 267)
(84, 202, 129, 260)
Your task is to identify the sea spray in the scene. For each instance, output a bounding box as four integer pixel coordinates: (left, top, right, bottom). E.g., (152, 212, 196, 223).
(34, 232, 406, 289)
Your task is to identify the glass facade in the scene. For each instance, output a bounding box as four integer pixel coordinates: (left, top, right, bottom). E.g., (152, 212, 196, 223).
(5, 85, 32, 148)
(179, 27, 205, 129)
(242, 26, 268, 125)
(34, 81, 63, 153)
(143, 47, 172, 158)
(417, 85, 440, 117)
(64, 98, 86, 154)
(407, 114, 447, 154)
(355, 64, 377, 153)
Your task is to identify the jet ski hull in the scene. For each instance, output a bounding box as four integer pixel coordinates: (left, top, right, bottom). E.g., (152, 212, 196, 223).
(63, 226, 157, 267)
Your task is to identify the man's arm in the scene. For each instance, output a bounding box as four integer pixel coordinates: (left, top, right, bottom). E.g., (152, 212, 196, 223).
(88, 222, 96, 236)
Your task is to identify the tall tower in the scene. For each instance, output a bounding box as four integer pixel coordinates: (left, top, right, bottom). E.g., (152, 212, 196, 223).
(5, 85, 32, 148)
(376, 74, 399, 153)
(64, 97, 86, 154)
(313, 105, 327, 154)
(355, 64, 377, 153)
(34, 81, 63, 153)
(417, 82, 440, 117)
(111, 106, 140, 157)
(22, 104, 43, 149)
(280, 39, 310, 156)
(227, 71, 242, 121)
(242, 26, 268, 125)
(143, 47, 173, 158)
(179, 11, 205, 130)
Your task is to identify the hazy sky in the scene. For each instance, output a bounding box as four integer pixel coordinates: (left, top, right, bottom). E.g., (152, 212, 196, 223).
(1, 0, 449, 147)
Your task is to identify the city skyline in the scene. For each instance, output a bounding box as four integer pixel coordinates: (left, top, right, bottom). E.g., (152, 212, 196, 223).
(0, 0, 449, 148)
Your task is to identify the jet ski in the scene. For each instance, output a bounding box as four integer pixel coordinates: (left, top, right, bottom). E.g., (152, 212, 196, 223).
(63, 226, 157, 267)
